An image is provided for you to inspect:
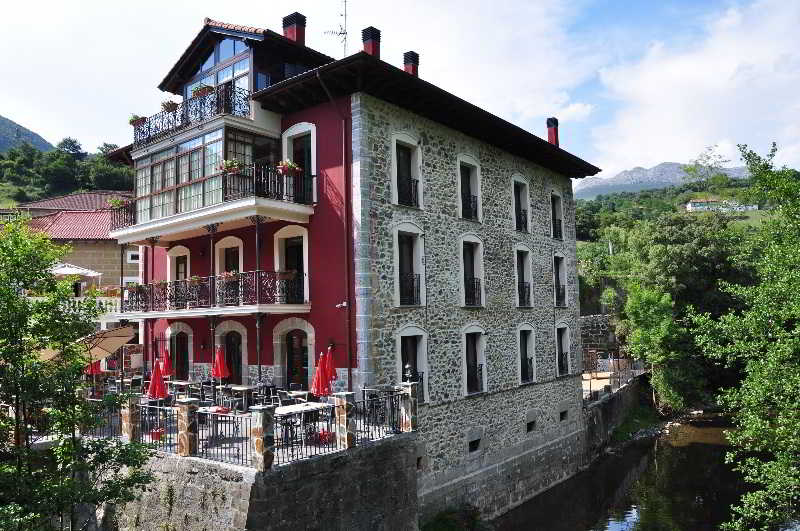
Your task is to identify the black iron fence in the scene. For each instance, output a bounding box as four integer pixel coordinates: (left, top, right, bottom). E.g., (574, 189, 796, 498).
(84, 399, 122, 439)
(467, 363, 484, 394)
(199, 410, 253, 467)
(273, 404, 337, 466)
(133, 85, 251, 148)
(515, 208, 528, 232)
(398, 178, 419, 207)
(518, 281, 531, 307)
(521, 358, 534, 383)
(352, 389, 403, 444)
(120, 270, 307, 313)
(399, 273, 421, 306)
(552, 218, 563, 240)
(461, 194, 479, 220)
(138, 404, 178, 454)
(555, 284, 566, 307)
(464, 277, 482, 307)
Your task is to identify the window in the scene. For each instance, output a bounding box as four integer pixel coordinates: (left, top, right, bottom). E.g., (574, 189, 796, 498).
(513, 176, 530, 232)
(516, 246, 532, 307)
(519, 326, 535, 383)
(458, 155, 481, 221)
(560, 410, 568, 422)
(461, 235, 484, 307)
(200, 50, 215, 73)
(556, 325, 570, 377)
(526, 420, 536, 433)
(126, 251, 140, 264)
(175, 256, 188, 281)
(187, 38, 249, 99)
(274, 226, 310, 304)
(393, 222, 425, 307)
(465, 331, 485, 394)
(219, 38, 235, 62)
(391, 133, 421, 208)
(468, 439, 481, 453)
(397, 325, 428, 403)
(553, 255, 566, 307)
(551, 193, 564, 239)
(282, 122, 317, 203)
(167, 245, 191, 282)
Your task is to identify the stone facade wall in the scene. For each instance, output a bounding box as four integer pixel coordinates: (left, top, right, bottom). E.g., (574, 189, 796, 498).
(579, 314, 620, 371)
(111, 433, 419, 531)
(584, 377, 644, 462)
(351, 92, 584, 518)
(59, 240, 139, 286)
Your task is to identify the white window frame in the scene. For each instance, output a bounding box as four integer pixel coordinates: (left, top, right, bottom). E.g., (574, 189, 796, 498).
(165, 321, 194, 380)
(461, 322, 488, 396)
(459, 233, 485, 307)
(390, 131, 423, 208)
(126, 250, 140, 264)
(517, 323, 536, 384)
(512, 174, 531, 232)
(392, 221, 426, 307)
(273, 225, 310, 303)
(514, 243, 533, 307)
(282, 121, 318, 203)
(456, 153, 482, 222)
(167, 245, 191, 282)
(395, 324, 429, 402)
(553, 251, 567, 307)
(550, 190, 564, 239)
(555, 323, 571, 377)
(215, 235, 244, 274)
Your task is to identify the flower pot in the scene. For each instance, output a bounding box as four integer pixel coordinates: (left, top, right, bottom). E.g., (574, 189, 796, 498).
(130, 118, 146, 128)
(161, 102, 179, 113)
(192, 87, 214, 98)
(150, 429, 164, 441)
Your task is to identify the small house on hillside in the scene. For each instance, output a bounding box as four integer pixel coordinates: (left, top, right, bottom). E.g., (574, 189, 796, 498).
(685, 199, 758, 213)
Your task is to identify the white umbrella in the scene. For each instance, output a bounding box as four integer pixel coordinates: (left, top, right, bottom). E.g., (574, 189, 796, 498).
(50, 263, 102, 278)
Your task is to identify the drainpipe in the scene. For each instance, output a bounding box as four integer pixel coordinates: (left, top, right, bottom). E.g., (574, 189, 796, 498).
(316, 70, 353, 391)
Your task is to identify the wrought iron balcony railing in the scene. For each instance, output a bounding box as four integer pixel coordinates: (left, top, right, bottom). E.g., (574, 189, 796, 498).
(467, 363, 484, 394)
(515, 208, 528, 232)
(397, 178, 419, 207)
(461, 194, 478, 220)
(401, 369, 425, 404)
(557, 350, 569, 377)
(552, 218, 563, 240)
(521, 357, 534, 383)
(110, 166, 314, 231)
(133, 85, 251, 148)
(555, 284, 566, 307)
(464, 277, 482, 307)
(517, 281, 531, 307)
(399, 273, 421, 306)
(119, 270, 307, 313)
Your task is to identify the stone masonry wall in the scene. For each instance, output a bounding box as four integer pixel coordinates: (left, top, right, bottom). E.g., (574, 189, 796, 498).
(111, 433, 418, 531)
(579, 314, 620, 370)
(61, 240, 139, 286)
(351, 92, 585, 518)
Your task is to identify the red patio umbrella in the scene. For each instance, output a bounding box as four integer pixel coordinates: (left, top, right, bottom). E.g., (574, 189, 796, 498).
(160, 349, 174, 379)
(147, 358, 168, 401)
(85, 360, 103, 398)
(323, 345, 337, 389)
(310, 352, 331, 397)
(211, 345, 230, 404)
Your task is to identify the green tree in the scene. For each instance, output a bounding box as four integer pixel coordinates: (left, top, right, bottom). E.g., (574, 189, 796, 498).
(691, 143, 800, 530)
(0, 216, 151, 530)
(682, 145, 731, 192)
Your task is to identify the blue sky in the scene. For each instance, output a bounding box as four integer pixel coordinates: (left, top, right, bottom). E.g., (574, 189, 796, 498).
(1, 0, 797, 178)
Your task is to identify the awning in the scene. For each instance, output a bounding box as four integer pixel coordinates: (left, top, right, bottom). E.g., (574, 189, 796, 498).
(39, 325, 136, 362)
(51, 263, 102, 278)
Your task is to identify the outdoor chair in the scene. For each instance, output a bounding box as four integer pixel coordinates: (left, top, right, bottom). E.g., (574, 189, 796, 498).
(277, 389, 297, 406)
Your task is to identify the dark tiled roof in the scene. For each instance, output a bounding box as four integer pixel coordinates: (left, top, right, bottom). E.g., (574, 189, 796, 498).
(18, 191, 132, 211)
(203, 17, 266, 35)
(27, 210, 113, 240)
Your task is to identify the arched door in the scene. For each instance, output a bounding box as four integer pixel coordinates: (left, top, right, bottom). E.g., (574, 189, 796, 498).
(173, 332, 189, 381)
(286, 330, 308, 389)
(224, 331, 242, 385)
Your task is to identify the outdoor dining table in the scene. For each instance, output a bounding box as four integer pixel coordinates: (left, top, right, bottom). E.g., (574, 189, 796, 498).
(229, 384, 258, 412)
(287, 390, 310, 401)
(166, 380, 193, 399)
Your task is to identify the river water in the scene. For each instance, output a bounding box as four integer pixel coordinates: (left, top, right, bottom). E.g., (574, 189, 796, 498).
(494, 415, 755, 530)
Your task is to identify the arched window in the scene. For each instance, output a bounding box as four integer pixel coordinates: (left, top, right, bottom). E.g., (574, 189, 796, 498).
(390, 132, 423, 209)
(512, 174, 531, 232)
(514, 243, 533, 307)
(555, 323, 571, 377)
(167, 245, 191, 282)
(462, 322, 487, 395)
(393, 221, 426, 307)
(457, 153, 482, 222)
(215, 235, 243, 274)
(553, 251, 567, 307)
(395, 324, 429, 402)
(215, 320, 248, 384)
(459, 233, 485, 307)
(273, 225, 310, 304)
(517, 323, 536, 384)
(272, 317, 316, 389)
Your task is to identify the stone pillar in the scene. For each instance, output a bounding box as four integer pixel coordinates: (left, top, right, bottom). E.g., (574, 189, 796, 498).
(333, 393, 355, 449)
(400, 382, 418, 432)
(250, 405, 275, 471)
(176, 398, 198, 456)
(121, 394, 141, 442)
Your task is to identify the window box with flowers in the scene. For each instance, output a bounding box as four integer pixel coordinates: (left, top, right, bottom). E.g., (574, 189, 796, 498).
(277, 160, 303, 176)
(129, 114, 146, 128)
(218, 159, 243, 175)
(192, 85, 214, 98)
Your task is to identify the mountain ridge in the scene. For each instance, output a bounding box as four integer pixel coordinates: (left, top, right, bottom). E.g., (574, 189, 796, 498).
(0, 114, 54, 153)
(574, 162, 748, 199)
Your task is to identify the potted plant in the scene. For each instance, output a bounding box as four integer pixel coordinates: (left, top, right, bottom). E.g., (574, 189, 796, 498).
(192, 84, 214, 98)
(218, 159, 243, 175)
(276, 160, 302, 176)
(219, 271, 237, 280)
(107, 198, 127, 209)
(188, 275, 203, 286)
(128, 114, 146, 127)
(161, 100, 179, 113)
(150, 427, 165, 441)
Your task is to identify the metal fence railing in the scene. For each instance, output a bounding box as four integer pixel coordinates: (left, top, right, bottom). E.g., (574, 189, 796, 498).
(582, 357, 650, 403)
(198, 410, 252, 467)
(138, 405, 178, 454)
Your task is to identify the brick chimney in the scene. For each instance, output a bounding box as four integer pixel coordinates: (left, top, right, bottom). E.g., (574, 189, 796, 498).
(404, 51, 419, 76)
(362, 27, 381, 58)
(283, 12, 306, 46)
(547, 117, 559, 147)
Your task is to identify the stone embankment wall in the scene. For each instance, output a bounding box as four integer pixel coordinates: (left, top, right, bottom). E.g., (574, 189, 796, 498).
(584, 377, 643, 461)
(109, 433, 418, 531)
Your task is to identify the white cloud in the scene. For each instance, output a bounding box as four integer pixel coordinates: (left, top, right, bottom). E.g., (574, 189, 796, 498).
(591, 0, 800, 177)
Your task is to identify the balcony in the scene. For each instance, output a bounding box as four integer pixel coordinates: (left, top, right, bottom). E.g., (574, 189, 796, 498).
(110, 165, 315, 238)
(118, 270, 308, 317)
(399, 273, 421, 306)
(517, 281, 531, 307)
(555, 284, 566, 307)
(515, 208, 528, 232)
(464, 277, 482, 307)
(552, 218, 563, 240)
(397, 178, 419, 207)
(133, 85, 251, 148)
(467, 363, 484, 394)
(28, 296, 120, 317)
(461, 194, 478, 220)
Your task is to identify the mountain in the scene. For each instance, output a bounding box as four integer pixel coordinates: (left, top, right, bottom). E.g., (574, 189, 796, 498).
(0, 114, 53, 153)
(574, 162, 749, 200)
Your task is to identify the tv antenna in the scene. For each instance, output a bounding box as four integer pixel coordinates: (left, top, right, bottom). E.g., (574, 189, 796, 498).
(324, 0, 348, 57)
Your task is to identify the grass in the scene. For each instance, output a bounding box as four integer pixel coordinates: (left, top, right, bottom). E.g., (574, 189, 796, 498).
(610, 403, 661, 444)
(0, 183, 20, 208)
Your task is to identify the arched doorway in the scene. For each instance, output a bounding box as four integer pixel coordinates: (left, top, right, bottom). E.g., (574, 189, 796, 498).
(286, 330, 308, 389)
(225, 331, 243, 385)
(172, 332, 189, 381)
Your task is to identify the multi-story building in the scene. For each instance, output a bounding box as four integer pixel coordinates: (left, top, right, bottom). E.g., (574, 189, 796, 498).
(108, 13, 600, 515)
